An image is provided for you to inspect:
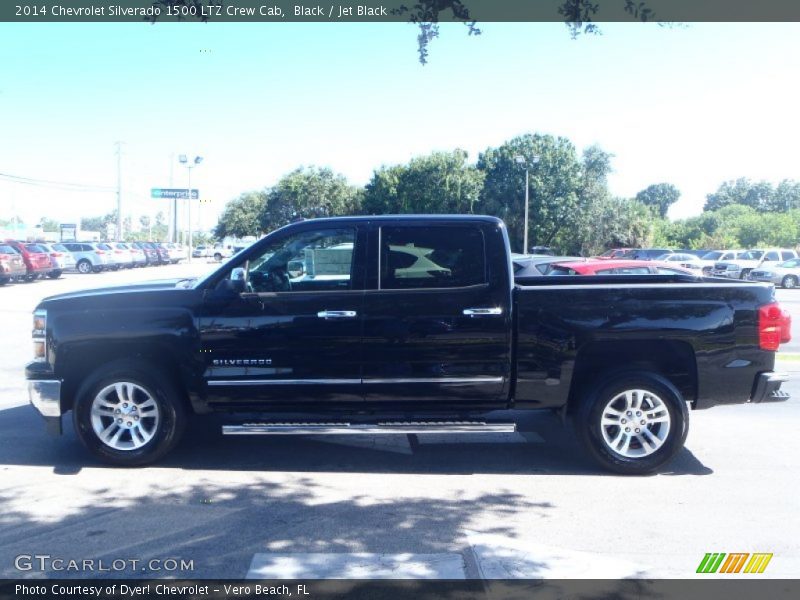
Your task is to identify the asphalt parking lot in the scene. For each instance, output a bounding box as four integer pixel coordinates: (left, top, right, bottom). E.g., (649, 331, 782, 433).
(0, 266, 798, 580)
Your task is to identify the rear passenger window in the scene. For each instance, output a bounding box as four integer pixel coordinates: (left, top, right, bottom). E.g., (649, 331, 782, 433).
(781, 251, 795, 260)
(380, 226, 486, 289)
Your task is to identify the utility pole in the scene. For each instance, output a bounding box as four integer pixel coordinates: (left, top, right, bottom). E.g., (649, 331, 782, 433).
(115, 141, 123, 241)
(168, 153, 176, 243)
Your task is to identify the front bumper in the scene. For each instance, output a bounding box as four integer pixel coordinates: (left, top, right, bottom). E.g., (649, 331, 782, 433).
(712, 269, 740, 279)
(750, 372, 790, 403)
(28, 379, 63, 434)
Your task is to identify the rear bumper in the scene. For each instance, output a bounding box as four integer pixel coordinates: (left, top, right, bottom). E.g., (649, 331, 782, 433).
(750, 372, 790, 403)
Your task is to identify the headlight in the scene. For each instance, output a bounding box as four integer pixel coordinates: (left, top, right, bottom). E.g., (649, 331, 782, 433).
(33, 309, 46, 336)
(32, 309, 46, 362)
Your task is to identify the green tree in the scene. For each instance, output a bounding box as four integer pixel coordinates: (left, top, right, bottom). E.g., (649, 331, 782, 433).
(769, 180, 800, 212)
(38, 218, 60, 231)
(363, 149, 484, 215)
(259, 167, 362, 232)
(478, 133, 583, 253)
(704, 178, 781, 213)
(635, 183, 681, 218)
(80, 215, 108, 232)
(214, 191, 267, 239)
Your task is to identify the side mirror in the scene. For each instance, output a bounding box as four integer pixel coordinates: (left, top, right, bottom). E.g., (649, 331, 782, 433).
(215, 271, 246, 295)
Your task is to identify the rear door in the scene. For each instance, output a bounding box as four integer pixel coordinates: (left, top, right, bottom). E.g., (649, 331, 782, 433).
(361, 221, 511, 408)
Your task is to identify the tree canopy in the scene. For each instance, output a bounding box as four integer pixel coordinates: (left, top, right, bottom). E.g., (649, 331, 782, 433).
(478, 133, 583, 253)
(636, 183, 681, 218)
(363, 150, 484, 215)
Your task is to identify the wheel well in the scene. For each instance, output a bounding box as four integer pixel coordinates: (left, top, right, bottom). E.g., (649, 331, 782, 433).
(567, 340, 697, 412)
(59, 344, 190, 413)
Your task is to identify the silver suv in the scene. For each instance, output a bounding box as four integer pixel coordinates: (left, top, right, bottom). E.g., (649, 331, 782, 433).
(61, 242, 112, 274)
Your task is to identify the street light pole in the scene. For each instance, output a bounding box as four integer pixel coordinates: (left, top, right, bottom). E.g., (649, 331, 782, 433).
(187, 166, 193, 264)
(523, 166, 530, 254)
(179, 154, 203, 264)
(514, 154, 540, 254)
(115, 141, 123, 241)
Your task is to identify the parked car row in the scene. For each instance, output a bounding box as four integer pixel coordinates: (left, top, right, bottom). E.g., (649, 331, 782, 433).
(589, 246, 800, 287)
(0, 240, 185, 285)
(513, 245, 800, 289)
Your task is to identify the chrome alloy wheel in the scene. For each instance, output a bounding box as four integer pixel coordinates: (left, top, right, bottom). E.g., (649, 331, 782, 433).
(90, 382, 160, 451)
(599, 389, 671, 458)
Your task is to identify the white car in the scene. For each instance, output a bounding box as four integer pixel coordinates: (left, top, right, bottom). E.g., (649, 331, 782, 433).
(713, 249, 799, 280)
(210, 244, 234, 262)
(696, 250, 741, 275)
(655, 252, 704, 274)
(39, 243, 76, 278)
(165, 243, 185, 264)
(750, 258, 800, 289)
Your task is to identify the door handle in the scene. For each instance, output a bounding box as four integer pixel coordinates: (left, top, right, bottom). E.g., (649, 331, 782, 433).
(463, 307, 503, 316)
(317, 310, 358, 319)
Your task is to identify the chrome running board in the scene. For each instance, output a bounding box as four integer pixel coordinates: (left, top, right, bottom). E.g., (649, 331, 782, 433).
(222, 421, 516, 435)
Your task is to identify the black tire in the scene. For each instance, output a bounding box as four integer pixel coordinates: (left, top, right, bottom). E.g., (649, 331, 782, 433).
(574, 371, 689, 475)
(77, 259, 92, 274)
(214, 253, 222, 262)
(72, 359, 187, 466)
(47, 270, 62, 279)
(0, 277, 8, 285)
(740, 269, 751, 280)
(782, 275, 798, 289)
(24, 274, 36, 282)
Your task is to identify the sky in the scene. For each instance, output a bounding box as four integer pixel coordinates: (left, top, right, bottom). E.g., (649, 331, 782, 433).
(1, 21, 800, 233)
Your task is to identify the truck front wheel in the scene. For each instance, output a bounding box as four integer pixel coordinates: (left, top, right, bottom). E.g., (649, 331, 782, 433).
(574, 372, 688, 475)
(72, 360, 186, 466)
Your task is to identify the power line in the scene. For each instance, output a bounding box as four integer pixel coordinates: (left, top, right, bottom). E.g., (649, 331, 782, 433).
(0, 171, 115, 192)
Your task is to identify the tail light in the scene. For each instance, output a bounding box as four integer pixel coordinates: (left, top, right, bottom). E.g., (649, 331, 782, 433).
(51, 252, 63, 257)
(781, 308, 792, 344)
(96, 250, 105, 255)
(758, 303, 789, 351)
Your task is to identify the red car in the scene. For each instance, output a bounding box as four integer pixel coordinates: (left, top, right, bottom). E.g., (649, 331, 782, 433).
(593, 248, 634, 260)
(548, 259, 696, 276)
(3, 240, 53, 281)
(0, 242, 26, 284)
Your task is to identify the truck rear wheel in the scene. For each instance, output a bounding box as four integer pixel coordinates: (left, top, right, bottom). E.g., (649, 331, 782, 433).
(72, 360, 186, 466)
(574, 372, 688, 475)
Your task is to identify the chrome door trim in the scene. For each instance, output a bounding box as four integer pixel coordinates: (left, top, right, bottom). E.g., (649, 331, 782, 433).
(208, 376, 503, 386)
(462, 307, 503, 316)
(317, 310, 358, 319)
(363, 377, 504, 384)
(207, 379, 361, 387)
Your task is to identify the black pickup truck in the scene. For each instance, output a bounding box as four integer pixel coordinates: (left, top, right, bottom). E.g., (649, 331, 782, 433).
(26, 216, 791, 474)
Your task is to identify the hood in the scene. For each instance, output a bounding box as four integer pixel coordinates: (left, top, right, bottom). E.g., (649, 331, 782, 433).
(40, 278, 191, 303)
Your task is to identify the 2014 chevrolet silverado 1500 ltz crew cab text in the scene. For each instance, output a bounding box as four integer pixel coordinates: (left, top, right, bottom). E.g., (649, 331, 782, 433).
(25, 216, 792, 474)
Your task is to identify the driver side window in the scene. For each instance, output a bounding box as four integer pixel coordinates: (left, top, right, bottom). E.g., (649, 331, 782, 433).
(240, 228, 355, 293)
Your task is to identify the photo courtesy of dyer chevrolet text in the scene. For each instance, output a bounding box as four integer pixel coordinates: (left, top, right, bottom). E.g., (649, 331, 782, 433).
(15, 584, 309, 597)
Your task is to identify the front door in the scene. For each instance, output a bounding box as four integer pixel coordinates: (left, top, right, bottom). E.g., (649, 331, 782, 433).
(199, 226, 366, 409)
